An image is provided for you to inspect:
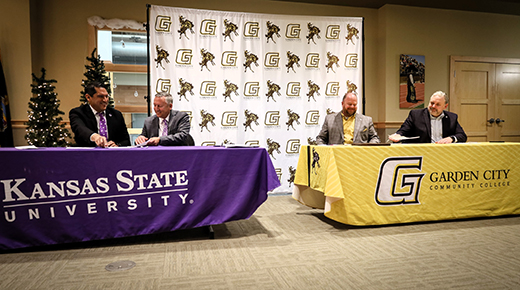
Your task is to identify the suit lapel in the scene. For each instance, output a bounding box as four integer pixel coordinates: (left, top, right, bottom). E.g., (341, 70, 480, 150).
(167, 110, 176, 134)
(334, 113, 344, 142)
(353, 113, 360, 141)
(82, 105, 98, 132)
(422, 109, 431, 140)
(151, 116, 160, 137)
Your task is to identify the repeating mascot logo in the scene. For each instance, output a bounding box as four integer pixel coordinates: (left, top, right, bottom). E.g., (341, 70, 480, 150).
(200, 81, 216, 96)
(287, 166, 296, 187)
(201, 141, 217, 146)
(326, 108, 335, 115)
(266, 138, 281, 160)
(346, 80, 358, 94)
(345, 53, 358, 68)
(243, 50, 259, 72)
(200, 19, 217, 35)
(275, 168, 283, 182)
(266, 80, 281, 102)
(154, 45, 170, 69)
(178, 16, 195, 39)
(346, 24, 359, 45)
(326, 25, 341, 39)
(199, 109, 216, 132)
(175, 49, 193, 65)
(178, 78, 194, 102)
(374, 157, 426, 205)
(223, 80, 239, 102)
(306, 22, 321, 44)
(199, 48, 215, 71)
(307, 137, 318, 145)
(222, 19, 239, 42)
(245, 140, 260, 147)
(325, 52, 340, 73)
(243, 22, 260, 37)
(307, 80, 320, 102)
(286, 109, 300, 131)
(305, 110, 320, 125)
(286, 51, 301, 73)
(243, 110, 259, 132)
(265, 21, 281, 43)
(221, 51, 238, 67)
(311, 147, 320, 174)
(286, 139, 300, 154)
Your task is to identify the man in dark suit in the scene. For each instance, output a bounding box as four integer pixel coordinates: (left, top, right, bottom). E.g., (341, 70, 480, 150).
(134, 92, 193, 146)
(316, 92, 380, 145)
(389, 91, 467, 144)
(69, 82, 130, 147)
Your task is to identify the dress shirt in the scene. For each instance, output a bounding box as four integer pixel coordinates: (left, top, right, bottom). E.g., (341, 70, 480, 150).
(430, 112, 444, 143)
(342, 113, 355, 144)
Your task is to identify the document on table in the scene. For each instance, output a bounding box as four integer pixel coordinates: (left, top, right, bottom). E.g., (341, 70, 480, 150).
(389, 135, 419, 141)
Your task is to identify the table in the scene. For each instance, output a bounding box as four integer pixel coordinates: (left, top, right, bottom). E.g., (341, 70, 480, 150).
(0, 146, 280, 250)
(293, 143, 520, 226)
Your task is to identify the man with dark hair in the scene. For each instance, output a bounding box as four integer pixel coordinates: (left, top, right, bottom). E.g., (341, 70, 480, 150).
(389, 91, 467, 144)
(69, 82, 130, 147)
(134, 92, 193, 146)
(316, 92, 380, 145)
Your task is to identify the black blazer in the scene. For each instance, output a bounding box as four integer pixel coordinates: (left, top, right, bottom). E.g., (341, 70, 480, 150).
(396, 108, 467, 143)
(69, 104, 130, 147)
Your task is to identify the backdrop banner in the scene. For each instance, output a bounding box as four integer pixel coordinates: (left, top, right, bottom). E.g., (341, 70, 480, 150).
(150, 5, 363, 192)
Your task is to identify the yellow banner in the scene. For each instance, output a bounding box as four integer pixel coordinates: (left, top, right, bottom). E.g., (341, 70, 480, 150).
(294, 143, 520, 225)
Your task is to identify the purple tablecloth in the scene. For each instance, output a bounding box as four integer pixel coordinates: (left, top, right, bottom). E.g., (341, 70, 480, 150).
(0, 146, 280, 250)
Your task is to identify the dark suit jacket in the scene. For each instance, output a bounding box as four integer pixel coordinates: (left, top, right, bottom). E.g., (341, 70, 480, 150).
(69, 104, 130, 147)
(396, 108, 467, 143)
(316, 112, 380, 145)
(140, 110, 193, 146)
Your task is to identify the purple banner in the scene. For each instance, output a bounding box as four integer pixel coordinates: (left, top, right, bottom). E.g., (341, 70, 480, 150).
(0, 146, 280, 250)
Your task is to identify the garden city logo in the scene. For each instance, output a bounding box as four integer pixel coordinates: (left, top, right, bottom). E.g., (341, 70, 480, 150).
(222, 51, 238, 67)
(305, 53, 320, 68)
(285, 24, 301, 39)
(155, 15, 172, 32)
(264, 52, 280, 68)
(305, 110, 320, 125)
(221, 111, 238, 127)
(243, 22, 260, 37)
(286, 139, 301, 154)
(200, 19, 217, 35)
(345, 53, 358, 68)
(374, 157, 425, 206)
(200, 81, 217, 96)
(326, 25, 341, 39)
(286, 82, 301, 97)
(156, 79, 172, 94)
(175, 49, 193, 65)
(244, 82, 260, 97)
(325, 82, 340, 96)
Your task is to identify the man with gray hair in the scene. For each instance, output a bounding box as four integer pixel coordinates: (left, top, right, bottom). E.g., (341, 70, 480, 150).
(389, 91, 467, 144)
(135, 92, 193, 146)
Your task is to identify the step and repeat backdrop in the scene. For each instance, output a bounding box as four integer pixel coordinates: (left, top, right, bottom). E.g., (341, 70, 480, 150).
(150, 5, 363, 192)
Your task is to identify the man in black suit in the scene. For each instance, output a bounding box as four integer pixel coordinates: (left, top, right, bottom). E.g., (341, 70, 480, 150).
(134, 92, 193, 146)
(389, 91, 467, 144)
(69, 82, 130, 147)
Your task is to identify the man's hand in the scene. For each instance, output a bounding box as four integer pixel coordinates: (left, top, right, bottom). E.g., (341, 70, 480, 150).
(435, 137, 453, 144)
(388, 133, 402, 143)
(134, 135, 149, 145)
(146, 137, 161, 146)
(92, 133, 108, 148)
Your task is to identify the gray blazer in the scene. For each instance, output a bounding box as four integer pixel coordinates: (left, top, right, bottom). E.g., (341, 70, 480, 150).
(316, 112, 380, 145)
(140, 110, 193, 146)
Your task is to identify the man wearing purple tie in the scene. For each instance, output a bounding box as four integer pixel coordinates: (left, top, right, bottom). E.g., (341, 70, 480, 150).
(69, 82, 130, 147)
(134, 92, 193, 146)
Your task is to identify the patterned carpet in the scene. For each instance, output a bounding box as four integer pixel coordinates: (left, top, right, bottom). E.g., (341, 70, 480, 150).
(1, 195, 519, 289)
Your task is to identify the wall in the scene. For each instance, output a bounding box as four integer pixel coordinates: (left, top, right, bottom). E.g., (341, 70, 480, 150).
(3, 1, 520, 145)
(0, 0, 33, 146)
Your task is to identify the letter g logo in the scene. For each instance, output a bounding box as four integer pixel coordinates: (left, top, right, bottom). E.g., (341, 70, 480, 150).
(374, 157, 425, 205)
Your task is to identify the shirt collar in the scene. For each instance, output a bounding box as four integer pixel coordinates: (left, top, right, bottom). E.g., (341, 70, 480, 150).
(429, 111, 445, 121)
(89, 105, 105, 116)
(341, 112, 355, 120)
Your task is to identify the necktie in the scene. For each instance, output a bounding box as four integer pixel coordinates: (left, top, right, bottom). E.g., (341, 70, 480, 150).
(162, 119, 168, 137)
(98, 112, 108, 138)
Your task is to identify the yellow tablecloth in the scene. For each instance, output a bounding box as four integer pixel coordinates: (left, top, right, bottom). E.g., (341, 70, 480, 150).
(293, 143, 520, 225)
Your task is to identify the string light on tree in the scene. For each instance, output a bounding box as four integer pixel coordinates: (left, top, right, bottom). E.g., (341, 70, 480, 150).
(25, 68, 70, 147)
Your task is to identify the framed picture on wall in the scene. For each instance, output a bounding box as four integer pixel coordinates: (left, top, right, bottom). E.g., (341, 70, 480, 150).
(399, 54, 425, 109)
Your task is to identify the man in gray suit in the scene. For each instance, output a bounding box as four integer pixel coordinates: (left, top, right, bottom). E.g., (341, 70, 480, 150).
(316, 93, 380, 145)
(134, 92, 193, 146)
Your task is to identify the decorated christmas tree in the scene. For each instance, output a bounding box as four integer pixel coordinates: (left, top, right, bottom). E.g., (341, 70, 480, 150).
(26, 68, 70, 147)
(80, 48, 113, 107)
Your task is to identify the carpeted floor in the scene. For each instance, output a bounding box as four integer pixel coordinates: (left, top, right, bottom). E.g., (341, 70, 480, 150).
(1, 195, 519, 289)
